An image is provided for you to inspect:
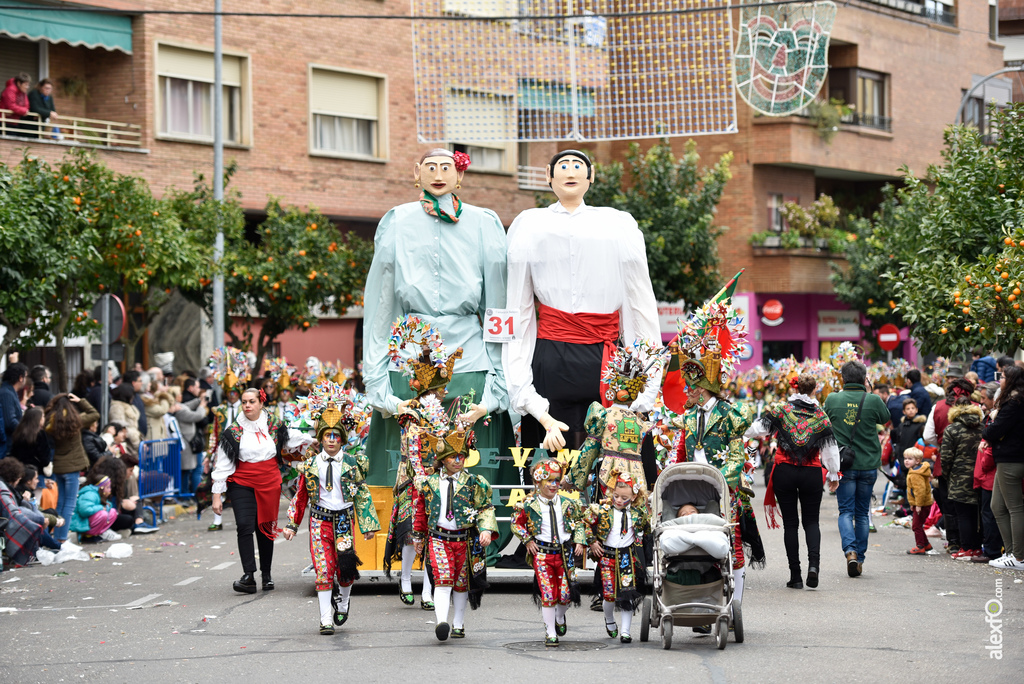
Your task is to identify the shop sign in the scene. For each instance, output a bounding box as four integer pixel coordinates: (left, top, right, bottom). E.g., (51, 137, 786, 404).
(761, 299, 784, 327)
(658, 300, 687, 335)
(818, 309, 859, 338)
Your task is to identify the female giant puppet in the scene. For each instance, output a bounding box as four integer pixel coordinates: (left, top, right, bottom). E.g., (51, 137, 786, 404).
(363, 149, 512, 605)
(504, 150, 661, 454)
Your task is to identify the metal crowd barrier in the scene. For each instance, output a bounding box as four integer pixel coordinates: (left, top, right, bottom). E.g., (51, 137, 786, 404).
(138, 438, 183, 523)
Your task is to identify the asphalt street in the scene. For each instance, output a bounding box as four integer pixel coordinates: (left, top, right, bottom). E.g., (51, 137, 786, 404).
(1, 477, 1021, 684)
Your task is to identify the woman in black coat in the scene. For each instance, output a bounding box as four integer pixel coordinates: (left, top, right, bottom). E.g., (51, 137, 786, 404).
(81, 418, 112, 467)
(982, 365, 1024, 570)
(8, 407, 52, 473)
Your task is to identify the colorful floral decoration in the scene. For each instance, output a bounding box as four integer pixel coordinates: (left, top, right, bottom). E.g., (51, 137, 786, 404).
(601, 339, 664, 405)
(452, 150, 472, 172)
(387, 315, 463, 394)
(829, 341, 863, 368)
(929, 357, 950, 386)
(208, 346, 252, 388)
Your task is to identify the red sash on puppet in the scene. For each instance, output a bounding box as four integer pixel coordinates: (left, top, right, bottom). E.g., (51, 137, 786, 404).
(536, 302, 620, 408)
(228, 459, 282, 539)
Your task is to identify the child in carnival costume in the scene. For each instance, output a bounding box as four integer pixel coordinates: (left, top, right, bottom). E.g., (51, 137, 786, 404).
(197, 347, 251, 530)
(283, 381, 380, 635)
(665, 286, 766, 610)
(384, 315, 464, 609)
(265, 357, 299, 425)
(411, 397, 496, 641)
(570, 341, 661, 500)
(512, 459, 588, 647)
(584, 471, 651, 643)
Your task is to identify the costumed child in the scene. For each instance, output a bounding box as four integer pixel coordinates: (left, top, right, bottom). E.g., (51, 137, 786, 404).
(384, 316, 466, 610)
(584, 471, 651, 643)
(197, 347, 251, 531)
(511, 459, 588, 647)
(283, 381, 380, 635)
(662, 275, 765, 610)
(570, 341, 661, 500)
(904, 447, 934, 555)
(411, 395, 496, 641)
(71, 474, 121, 542)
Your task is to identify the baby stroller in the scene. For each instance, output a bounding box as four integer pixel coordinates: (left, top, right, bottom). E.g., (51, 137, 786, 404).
(640, 462, 741, 650)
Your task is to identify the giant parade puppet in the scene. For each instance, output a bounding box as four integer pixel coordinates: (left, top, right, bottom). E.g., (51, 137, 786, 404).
(362, 149, 515, 593)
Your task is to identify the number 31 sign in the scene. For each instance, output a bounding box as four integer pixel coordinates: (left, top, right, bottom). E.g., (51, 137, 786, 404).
(483, 308, 518, 343)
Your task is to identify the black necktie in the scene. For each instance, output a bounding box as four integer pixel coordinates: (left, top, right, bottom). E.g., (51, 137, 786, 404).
(445, 476, 456, 521)
(324, 457, 336, 491)
(620, 508, 629, 535)
(696, 409, 706, 449)
(548, 500, 560, 544)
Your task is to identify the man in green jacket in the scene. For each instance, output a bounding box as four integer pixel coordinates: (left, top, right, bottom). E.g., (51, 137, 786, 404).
(823, 360, 891, 578)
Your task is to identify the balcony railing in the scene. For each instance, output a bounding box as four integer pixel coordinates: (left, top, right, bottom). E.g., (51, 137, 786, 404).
(791, 107, 893, 133)
(0, 110, 142, 148)
(517, 165, 550, 191)
(921, 8, 956, 27)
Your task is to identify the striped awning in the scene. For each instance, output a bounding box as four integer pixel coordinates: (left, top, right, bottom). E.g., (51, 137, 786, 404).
(0, 1, 132, 54)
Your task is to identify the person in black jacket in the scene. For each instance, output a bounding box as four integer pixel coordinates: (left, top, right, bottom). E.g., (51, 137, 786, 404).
(7, 407, 52, 474)
(29, 365, 53, 410)
(81, 418, 112, 467)
(983, 365, 1024, 570)
(27, 78, 58, 138)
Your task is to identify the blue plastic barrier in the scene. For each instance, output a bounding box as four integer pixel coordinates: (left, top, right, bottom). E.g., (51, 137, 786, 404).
(138, 438, 182, 523)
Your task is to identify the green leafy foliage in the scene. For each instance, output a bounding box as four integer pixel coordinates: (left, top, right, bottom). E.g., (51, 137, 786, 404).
(568, 139, 732, 304)
(831, 104, 1024, 355)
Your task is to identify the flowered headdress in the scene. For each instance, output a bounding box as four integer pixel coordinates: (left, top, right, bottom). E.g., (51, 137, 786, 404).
(829, 341, 863, 369)
(602, 340, 661, 405)
(302, 356, 328, 388)
(613, 471, 641, 495)
(388, 315, 463, 396)
(208, 346, 251, 392)
(411, 393, 475, 464)
(531, 459, 563, 483)
(308, 380, 358, 442)
(264, 357, 296, 391)
(671, 300, 748, 396)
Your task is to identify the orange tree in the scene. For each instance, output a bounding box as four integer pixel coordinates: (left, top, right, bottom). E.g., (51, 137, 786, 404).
(176, 185, 373, 373)
(0, 150, 211, 389)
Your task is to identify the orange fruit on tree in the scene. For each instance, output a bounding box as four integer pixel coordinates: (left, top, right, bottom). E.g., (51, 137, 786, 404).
(996, 286, 1003, 293)
(1015, 288, 1021, 295)
(940, 327, 948, 334)
(1006, 237, 1014, 245)
(262, 275, 269, 281)
(1018, 318, 1024, 325)
(963, 307, 970, 314)
(965, 326, 972, 332)
(1002, 272, 1010, 279)
(1015, 303, 1020, 310)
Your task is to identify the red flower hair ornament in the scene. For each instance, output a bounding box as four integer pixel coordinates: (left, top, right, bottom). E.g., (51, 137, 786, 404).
(258, 388, 267, 404)
(452, 151, 471, 172)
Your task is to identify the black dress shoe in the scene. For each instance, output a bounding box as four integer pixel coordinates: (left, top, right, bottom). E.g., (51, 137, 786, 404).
(806, 567, 819, 588)
(786, 579, 804, 589)
(261, 574, 274, 591)
(233, 573, 257, 594)
(555, 618, 567, 636)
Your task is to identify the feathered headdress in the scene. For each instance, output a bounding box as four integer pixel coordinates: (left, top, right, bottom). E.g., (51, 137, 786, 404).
(671, 300, 748, 396)
(388, 315, 463, 396)
(308, 380, 358, 442)
(264, 356, 296, 391)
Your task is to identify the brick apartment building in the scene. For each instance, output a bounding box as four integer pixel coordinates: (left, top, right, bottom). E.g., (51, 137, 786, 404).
(595, 0, 1008, 369)
(0, 0, 1012, 375)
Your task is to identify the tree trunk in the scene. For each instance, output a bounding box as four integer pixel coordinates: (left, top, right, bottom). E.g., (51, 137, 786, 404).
(52, 286, 75, 393)
(0, 317, 27, 363)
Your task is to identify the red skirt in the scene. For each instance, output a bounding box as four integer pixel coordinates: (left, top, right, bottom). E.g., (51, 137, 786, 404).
(229, 459, 282, 540)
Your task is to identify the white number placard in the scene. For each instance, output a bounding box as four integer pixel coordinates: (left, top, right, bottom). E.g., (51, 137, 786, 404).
(483, 308, 518, 342)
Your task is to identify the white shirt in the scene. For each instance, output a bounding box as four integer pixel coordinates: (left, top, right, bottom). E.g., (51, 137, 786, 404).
(224, 400, 241, 426)
(536, 494, 569, 543)
(211, 412, 277, 494)
(743, 394, 840, 481)
(317, 450, 350, 511)
(437, 474, 460, 530)
(692, 397, 718, 464)
(503, 201, 662, 421)
(604, 506, 635, 548)
(923, 405, 938, 445)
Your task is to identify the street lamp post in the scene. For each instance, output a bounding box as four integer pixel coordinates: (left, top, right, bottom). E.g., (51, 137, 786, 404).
(954, 65, 1024, 125)
(212, 0, 225, 350)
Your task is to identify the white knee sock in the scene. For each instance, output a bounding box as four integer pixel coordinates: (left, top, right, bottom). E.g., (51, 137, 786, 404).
(421, 566, 433, 603)
(602, 600, 616, 627)
(541, 606, 557, 638)
(433, 586, 452, 625)
(338, 584, 352, 612)
(317, 589, 333, 624)
(400, 544, 414, 593)
(452, 590, 469, 629)
(213, 513, 223, 525)
(620, 607, 633, 635)
(555, 603, 568, 624)
(734, 568, 745, 606)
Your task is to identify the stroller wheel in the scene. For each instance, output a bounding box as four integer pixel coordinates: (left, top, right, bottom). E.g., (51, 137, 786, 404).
(639, 597, 652, 642)
(660, 616, 673, 650)
(715, 616, 728, 650)
(732, 600, 744, 643)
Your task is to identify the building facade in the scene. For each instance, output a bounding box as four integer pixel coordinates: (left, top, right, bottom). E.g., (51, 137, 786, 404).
(599, 0, 1007, 370)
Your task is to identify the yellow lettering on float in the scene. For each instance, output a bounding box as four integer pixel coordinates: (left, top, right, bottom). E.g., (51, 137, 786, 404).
(465, 449, 480, 468)
(510, 447, 533, 468)
(506, 488, 527, 508)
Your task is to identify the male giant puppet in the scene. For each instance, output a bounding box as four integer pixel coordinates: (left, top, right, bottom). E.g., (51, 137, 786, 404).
(504, 150, 661, 455)
(363, 149, 512, 606)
